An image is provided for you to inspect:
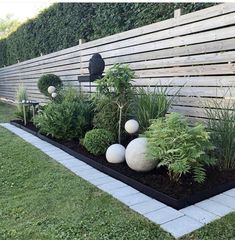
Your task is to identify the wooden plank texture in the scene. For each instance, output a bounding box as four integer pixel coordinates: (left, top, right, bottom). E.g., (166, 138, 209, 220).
(1, 3, 235, 122)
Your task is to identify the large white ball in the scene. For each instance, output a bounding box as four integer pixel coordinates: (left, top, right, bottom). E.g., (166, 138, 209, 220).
(125, 137, 156, 172)
(48, 86, 56, 94)
(125, 119, 139, 134)
(106, 144, 126, 164)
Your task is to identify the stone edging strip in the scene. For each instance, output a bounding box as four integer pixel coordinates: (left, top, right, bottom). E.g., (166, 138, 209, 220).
(1, 123, 234, 239)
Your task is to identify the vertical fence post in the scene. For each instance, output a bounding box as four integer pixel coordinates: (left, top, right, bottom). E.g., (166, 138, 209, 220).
(174, 8, 181, 18)
(79, 38, 85, 76)
(78, 39, 85, 93)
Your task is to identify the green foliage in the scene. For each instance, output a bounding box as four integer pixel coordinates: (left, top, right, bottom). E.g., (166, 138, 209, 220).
(82, 128, 115, 155)
(0, 3, 216, 67)
(14, 84, 30, 121)
(34, 87, 93, 140)
(37, 74, 63, 97)
(0, 101, 16, 122)
(144, 113, 216, 183)
(93, 64, 135, 142)
(133, 87, 176, 132)
(0, 15, 21, 40)
(205, 99, 235, 169)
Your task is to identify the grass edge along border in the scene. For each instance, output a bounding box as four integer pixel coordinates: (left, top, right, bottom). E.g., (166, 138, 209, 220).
(10, 120, 235, 210)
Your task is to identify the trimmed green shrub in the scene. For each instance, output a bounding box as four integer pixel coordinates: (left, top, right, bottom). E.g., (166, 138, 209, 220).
(37, 74, 63, 97)
(82, 128, 115, 155)
(144, 113, 216, 183)
(34, 87, 93, 140)
(93, 64, 135, 143)
(0, 3, 216, 67)
(205, 98, 235, 169)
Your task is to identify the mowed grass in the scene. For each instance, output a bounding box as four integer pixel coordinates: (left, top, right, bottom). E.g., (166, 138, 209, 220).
(0, 101, 235, 239)
(0, 101, 16, 122)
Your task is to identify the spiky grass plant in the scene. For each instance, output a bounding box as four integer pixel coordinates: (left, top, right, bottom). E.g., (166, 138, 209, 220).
(133, 87, 176, 132)
(15, 83, 29, 121)
(205, 98, 235, 169)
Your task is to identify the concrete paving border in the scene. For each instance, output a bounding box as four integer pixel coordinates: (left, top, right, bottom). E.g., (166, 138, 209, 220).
(1, 123, 234, 238)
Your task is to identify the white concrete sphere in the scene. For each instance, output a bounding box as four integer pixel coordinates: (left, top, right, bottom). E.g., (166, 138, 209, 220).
(125, 119, 139, 134)
(106, 144, 126, 164)
(51, 92, 57, 98)
(21, 100, 26, 103)
(48, 86, 56, 94)
(125, 137, 156, 172)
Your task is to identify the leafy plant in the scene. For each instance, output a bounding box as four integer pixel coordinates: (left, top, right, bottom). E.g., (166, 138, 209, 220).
(34, 87, 93, 140)
(37, 74, 63, 97)
(82, 128, 115, 155)
(205, 98, 235, 169)
(144, 113, 216, 183)
(94, 64, 135, 143)
(15, 83, 30, 121)
(133, 87, 176, 132)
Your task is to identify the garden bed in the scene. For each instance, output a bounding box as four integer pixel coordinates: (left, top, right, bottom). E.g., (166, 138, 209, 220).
(10, 119, 235, 210)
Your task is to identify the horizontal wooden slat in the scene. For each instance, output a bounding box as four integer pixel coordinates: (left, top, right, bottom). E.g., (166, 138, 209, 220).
(1, 3, 235, 121)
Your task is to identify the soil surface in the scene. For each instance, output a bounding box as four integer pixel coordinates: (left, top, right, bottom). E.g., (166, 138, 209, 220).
(12, 120, 235, 200)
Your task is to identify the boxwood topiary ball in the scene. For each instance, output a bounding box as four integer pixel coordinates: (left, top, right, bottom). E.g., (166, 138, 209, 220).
(82, 128, 115, 156)
(38, 74, 62, 97)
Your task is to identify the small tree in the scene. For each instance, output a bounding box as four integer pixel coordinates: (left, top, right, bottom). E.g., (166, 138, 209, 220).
(94, 64, 135, 143)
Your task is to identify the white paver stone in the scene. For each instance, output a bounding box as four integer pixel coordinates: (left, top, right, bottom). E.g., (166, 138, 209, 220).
(118, 192, 153, 206)
(161, 216, 203, 238)
(130, 199, 166, 215)
(224, 189, 235, 198)
(145, 206, 184, 225)
(180, 205, 219, 224)
(210, 194, 235, 209)
(110, 186, 138, 198)
(195, 199, 234, 217)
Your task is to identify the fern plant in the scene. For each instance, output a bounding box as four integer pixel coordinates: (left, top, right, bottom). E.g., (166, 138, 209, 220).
(144, 113, 216, 183)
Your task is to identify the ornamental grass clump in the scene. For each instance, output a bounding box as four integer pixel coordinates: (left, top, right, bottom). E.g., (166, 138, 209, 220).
(82, 129, 115, 156)
(205, 98, 235, 169)
(34, 87, 93, 140)
(15, 83, 30, 121)
(144, 113, 216, 183)
(133, 87, 176, 132)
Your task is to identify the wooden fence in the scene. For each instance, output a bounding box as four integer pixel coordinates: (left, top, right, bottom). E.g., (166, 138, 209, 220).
(0, 3, 235, 123)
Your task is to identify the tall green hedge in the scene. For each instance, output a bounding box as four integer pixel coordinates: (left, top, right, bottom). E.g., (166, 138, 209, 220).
(0, 3, 216, 67)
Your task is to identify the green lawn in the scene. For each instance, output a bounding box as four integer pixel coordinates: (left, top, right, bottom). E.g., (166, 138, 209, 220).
(0, 101, 235, 239)
(0, 101, 16, 122)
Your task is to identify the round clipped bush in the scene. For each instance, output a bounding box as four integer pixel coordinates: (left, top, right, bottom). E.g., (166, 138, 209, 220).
(38, 74, 62, 97)
(106, 144, 125, 163)
(82, 129, 115, 156)
(125, 137, 156, 172)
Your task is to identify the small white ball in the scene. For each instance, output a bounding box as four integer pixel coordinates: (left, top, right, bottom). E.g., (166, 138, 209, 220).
(51, 92, 57, 98)
(125, 137, 157, 172)
(106, 144, 126, 164)
(21, 100, 25, 103)
(125, 119, 139, 134)
(48, 86, 56, 94)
